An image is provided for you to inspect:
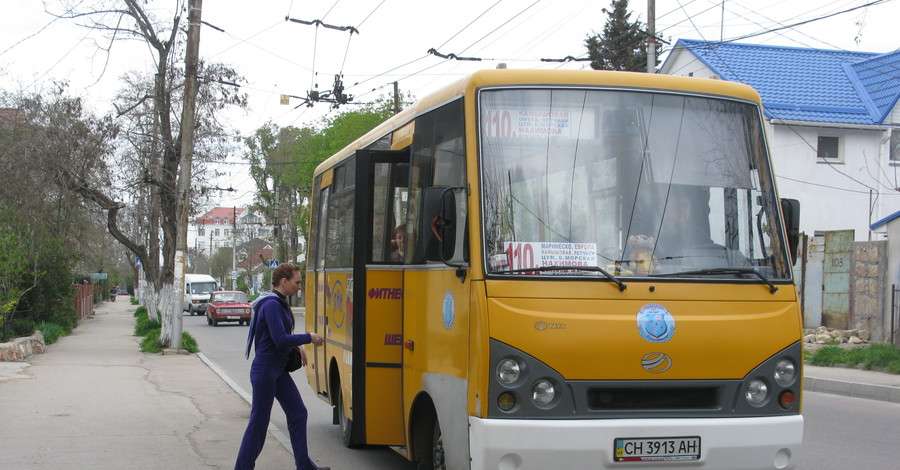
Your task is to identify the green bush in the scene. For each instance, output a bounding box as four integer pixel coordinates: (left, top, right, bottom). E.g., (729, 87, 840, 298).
(140, 328, 163, 353)
(134, 306, 148, 318)
(36, 321, 70, 345)
(181, 332, 200, 353)
(808, 344, 900, 374)
(134, 314, 160, 337)
(130, 296, 138, 305)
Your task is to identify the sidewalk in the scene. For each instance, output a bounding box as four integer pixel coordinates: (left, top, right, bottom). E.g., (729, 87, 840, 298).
(803, 363, 900, 403)
(2, 305, 899, 469)
(0, 300, 295, 470)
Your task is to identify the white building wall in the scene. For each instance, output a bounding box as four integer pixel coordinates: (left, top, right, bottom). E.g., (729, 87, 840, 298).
(664, 49, 900, 241)
(661, 48, 719, 79)
(766, 123, 899, 241)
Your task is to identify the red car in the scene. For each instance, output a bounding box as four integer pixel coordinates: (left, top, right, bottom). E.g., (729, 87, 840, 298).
(206, 291, 252, 326)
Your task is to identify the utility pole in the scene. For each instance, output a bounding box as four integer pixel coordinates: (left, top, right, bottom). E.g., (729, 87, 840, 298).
(393, 81, 400, 114)
(232, 206, 237, 289)
(172, 0, 203, 349)
(647, 0, 656, 74)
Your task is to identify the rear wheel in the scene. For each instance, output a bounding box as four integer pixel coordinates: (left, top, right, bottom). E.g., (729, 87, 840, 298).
(337, 387, 354, 447)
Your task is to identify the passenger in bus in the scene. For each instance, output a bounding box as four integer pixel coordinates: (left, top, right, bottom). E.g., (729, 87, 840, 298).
(390, 224, 406, 262)
(235, 263, 329, 470)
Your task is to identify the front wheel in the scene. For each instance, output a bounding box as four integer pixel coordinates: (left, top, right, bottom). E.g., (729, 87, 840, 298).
(417, 419, 446, 470)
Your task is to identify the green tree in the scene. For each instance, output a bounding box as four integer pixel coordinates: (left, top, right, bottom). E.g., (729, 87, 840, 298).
(585, 0, 655, 72)
(244, 93, 410, 270)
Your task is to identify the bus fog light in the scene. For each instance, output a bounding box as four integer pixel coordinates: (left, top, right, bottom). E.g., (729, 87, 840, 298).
(745, 379, 768, 405)
(774, 360, 796, 386)
(498, 392, 516, 412)
(778, 390, 796, 409)
(497, 358, 521, 384)
(532, 380, 555, 406)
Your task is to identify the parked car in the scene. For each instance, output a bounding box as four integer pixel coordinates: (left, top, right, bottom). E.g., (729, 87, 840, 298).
(206, 291, 252, 326)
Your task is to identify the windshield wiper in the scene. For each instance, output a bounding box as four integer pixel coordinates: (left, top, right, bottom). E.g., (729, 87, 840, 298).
(659, 267, 778, 294)
(493, 265, 627, 292)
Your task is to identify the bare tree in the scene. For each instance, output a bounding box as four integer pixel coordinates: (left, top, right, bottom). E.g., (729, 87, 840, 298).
(48, 0, 246, 345)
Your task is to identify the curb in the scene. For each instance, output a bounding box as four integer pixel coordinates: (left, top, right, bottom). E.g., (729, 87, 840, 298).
(804, 376, 900, 404)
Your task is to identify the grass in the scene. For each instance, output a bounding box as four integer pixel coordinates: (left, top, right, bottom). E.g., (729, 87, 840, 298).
(139, 329, 200, 354)
(134, 308, 160, 336)
(133, 306, 199, 354)
(36, 321, 71, 345)
(807, 344, 900, 374)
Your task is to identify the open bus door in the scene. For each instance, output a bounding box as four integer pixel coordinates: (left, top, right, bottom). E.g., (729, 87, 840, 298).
(311, 149, 410, 448)
(354, 149, 410, 447)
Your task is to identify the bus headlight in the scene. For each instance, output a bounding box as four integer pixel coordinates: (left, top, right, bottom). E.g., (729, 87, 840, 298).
(497, 358, 521, 384)
(745, 379, 769, 405)
(773, 359, 796, 386)
(532, 380, 556, 407)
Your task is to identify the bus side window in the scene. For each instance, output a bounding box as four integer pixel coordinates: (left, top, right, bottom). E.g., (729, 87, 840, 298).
(371, 161, 409, 263)
(407, 99, 465, 264)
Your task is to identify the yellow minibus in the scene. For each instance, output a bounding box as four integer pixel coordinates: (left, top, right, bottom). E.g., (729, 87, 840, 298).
(305, 69, 803, 469)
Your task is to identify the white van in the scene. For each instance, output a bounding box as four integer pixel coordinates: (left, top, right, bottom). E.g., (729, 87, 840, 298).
(182, 274, 218, 315)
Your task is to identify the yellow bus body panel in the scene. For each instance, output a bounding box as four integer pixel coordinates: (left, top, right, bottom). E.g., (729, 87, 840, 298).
(485, 280, 802, 381)
(363, 269, 405, 444)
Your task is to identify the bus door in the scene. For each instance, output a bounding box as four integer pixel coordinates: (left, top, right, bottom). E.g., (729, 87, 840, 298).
(355, 148, 409, 445)
(311, 160, 355, 404)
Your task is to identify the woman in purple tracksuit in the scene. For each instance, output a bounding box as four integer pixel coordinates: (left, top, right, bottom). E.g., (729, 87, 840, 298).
(234, 263, 328, 470)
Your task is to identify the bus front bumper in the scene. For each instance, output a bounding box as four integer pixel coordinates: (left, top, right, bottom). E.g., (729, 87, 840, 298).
(469, 415, 802, 470)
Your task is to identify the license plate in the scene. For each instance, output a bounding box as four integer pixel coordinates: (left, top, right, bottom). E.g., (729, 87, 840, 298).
(614, 436, 700, 462)
(227, 316, 240, 320)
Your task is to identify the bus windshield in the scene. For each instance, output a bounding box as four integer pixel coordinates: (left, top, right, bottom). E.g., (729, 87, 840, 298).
(480, 87, 791, 279)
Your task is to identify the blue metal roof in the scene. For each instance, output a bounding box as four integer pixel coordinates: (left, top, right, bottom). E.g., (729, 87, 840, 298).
(666, 39, 900, 126)
(870, 210, 900, 230)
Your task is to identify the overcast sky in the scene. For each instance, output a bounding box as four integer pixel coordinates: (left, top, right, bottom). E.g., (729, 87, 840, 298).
(2, 0, 898, 207)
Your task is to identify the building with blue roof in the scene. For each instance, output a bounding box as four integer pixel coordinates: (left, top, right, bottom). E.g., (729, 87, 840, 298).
(661, 39, 900, 241)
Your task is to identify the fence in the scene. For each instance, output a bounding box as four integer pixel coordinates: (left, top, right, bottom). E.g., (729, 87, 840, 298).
(74, 282, 93, 320)
(1, 308, 34, 342)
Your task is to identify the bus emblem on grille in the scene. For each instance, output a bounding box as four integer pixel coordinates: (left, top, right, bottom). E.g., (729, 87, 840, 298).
(636, 303, 675, 342)
(641, 352, 672, 373)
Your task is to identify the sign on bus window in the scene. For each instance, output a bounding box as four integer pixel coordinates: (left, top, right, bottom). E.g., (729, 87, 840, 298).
(497, 241, 598, 273)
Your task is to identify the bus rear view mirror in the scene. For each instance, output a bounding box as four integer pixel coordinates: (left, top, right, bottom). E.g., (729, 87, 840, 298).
(422, 185, 469, 282)
(422, 186, 460, 264)
(780, 198, 800, 266)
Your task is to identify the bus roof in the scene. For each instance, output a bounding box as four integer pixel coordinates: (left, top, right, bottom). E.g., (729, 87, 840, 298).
(313, 69, 763, 175)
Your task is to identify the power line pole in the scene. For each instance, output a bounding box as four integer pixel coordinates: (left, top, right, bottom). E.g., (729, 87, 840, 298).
(647, 0, 656, 73)
(393, 81, 400, 114)
(232, 206, 237, 289)
(172, 0, 203, 349)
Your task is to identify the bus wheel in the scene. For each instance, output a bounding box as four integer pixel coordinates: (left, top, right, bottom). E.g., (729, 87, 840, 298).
(432, 420, 446, 470)
(417, 419, 446, 470)
(337, 387, 359, 448)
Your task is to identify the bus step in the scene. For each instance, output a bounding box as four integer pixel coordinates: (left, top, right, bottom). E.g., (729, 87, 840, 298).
(389, 446, 409, 458)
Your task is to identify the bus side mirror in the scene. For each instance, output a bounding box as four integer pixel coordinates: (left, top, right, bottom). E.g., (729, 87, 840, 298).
(781, 198, 800, 265)
(422, 185, 468, 269)
(422, 186, 457, 263)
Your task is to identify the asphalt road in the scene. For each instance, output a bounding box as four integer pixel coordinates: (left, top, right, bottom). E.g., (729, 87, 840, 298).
(184, 311, 900, 470)
(181, 311, 417, 470)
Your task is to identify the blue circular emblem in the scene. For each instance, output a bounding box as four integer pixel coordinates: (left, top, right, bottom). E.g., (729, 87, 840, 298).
(442, 291, 455, 329)
(636, 303, 675, 343)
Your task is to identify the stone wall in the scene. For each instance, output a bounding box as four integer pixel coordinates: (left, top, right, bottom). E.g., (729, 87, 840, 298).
(851, 241, 887, 342)
(0, 331, 45, 361)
